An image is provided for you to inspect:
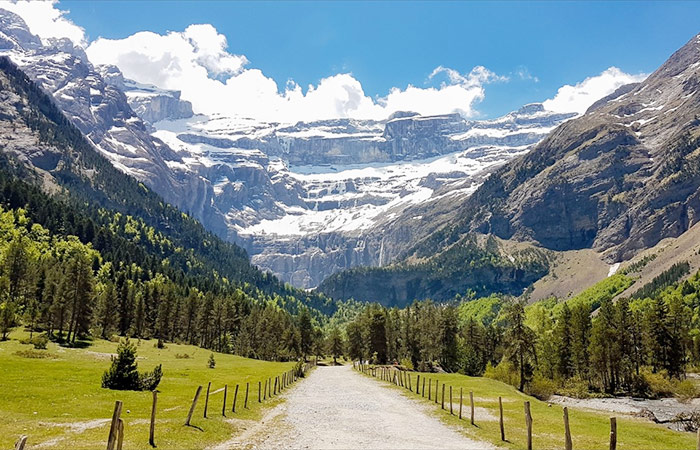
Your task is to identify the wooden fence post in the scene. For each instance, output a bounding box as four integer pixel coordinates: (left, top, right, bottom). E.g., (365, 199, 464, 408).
(185, 386, 202, 426)
(258, 381, 262, 402)
(696, 427, 700, 450)
(116, 419, 124, 450)
(441, 383, 445, 410)
(524, 401, 533, 450)
(564, 407, 572, 450)
(14, 436, 27, 450)
(149, 391, 157, 447)
(263, 379, 267, 400)
(245, 382, 249, 409)
(428, 379, 432, 400)
(610, 417, 617, 450)
(408, 374, 412, 392)
(470, 391, 475, 426)
(422, 377, 426, 398)
(232, 384, 239, 413)
(449, 386, 453, 414)
(204, 382, 211, 418)
(459, 388, 463, 420)
(416, 375, 420, 395)
(268, 377, 272, 398)
(435, 381, 439, 404)
(499, 396, 505, 441)
(222, 384, 228, 416)
(274, 377, 278, 396)
(106, 400, 123, 450)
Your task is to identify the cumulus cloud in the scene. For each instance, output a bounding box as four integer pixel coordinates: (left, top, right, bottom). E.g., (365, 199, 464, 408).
(4, 1, 646, 122)
(543, 67, 647, 114)
(1, 0, 86, 46)
(86, 25, 506, 122)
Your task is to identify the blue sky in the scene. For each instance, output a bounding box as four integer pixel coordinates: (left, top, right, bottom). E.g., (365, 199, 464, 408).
(10, 1, 699, 120)
(59, 1, 700, 117)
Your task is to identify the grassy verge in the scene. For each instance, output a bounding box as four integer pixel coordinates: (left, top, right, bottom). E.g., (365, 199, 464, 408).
(357, 366, 694, 450)
(0, 331, 297, 449)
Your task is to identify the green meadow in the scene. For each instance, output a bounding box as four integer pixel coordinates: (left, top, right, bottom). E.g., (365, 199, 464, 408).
(361, 367, 696, 450)
(0, 331, 296, 449)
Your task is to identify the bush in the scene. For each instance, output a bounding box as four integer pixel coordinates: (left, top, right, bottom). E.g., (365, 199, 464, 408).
(400, 358, 414, 371)
(102, 338, 163, 391)
(675, 380, 698, 403)
(484, 360, 519, 388)
(294, 360, 305, 378)
(174, 353, 191, 359)
(20, 335, 48, 349)
(644, 371, 675, 398)
(628, 373, 652, 398)
(207, 353, 216, 369)
(559, 378, 591, 399)
(527, 374, 556, 400)
(14, 349, 57, 359)
(32, 335, 48, 349)
(139, 364, 163, 391)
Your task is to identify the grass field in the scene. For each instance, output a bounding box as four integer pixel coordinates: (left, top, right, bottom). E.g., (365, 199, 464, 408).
(359, 366, 696, 450)
(0, 331, 297, 449)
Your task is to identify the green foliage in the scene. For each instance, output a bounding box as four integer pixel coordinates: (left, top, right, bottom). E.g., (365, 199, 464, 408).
(458, 295, 502, 326)
(208, 353, 216, 369)
(0, 57, 336, 362)
(631, 262, 691, 299)
(557, 273, 633, 313)
(484, 360, 519, 387)
(526, 373, 557, 400)
(101, 338, 162, 391)
(674, 379, 697, 403)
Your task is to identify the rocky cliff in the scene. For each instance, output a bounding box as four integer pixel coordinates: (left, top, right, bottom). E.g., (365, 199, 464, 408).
(0, 9, 231, 238)
(405, 32, 700, 266)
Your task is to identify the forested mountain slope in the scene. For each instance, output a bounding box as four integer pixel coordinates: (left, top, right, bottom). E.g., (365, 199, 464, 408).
(0, 56, 333, 356)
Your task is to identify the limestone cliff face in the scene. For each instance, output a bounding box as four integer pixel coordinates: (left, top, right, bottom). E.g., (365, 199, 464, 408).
(415, 32, 700, 264)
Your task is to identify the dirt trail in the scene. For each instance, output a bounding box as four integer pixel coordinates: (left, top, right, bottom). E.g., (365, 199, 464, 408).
(214, 365, 492, 450)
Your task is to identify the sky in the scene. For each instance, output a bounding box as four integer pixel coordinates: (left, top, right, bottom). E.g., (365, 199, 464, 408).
(3, 1, 699, 122)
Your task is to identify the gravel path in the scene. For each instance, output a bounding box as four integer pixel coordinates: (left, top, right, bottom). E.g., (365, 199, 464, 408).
(238, 365, 492, 449)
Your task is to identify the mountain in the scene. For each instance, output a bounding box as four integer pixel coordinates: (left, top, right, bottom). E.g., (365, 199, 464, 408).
(0, 9, 578, 288)
(154, 103, 574, 287)
(0, 55, 331, 314)
(320, 32, 700, 305)
(0, 9, 232, 238)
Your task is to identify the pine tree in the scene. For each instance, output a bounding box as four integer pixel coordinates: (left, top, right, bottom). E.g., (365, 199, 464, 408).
(346, 321, 366, 362)
(554, 303, 574, 379)
(328, 327, 344, 364)
(299, 308, 314, 359)
(502, 302, 537, 391)
(368, 306, 388, 364)
(96, 282, 118, 339)
(440, 305, 460, 372)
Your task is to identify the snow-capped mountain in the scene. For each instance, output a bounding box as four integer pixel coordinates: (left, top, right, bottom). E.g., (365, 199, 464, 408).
(0, 8, 234, 237)
(0, 9, 577, 287)
(150, 104, 575, 287)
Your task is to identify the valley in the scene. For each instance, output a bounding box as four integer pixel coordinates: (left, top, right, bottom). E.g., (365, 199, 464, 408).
(0, 2, 699, 450)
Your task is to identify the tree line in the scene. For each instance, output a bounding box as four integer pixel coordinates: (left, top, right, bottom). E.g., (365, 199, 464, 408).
(341, 271, 700, 398)
(0, 206, 327, 361)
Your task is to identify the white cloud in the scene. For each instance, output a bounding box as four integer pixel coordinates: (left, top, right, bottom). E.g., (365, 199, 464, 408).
(86, 25, 506, 122)
(1, 0, 86, 46)
(543, 67, 647, 114)
(4, 1, 644, 122)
